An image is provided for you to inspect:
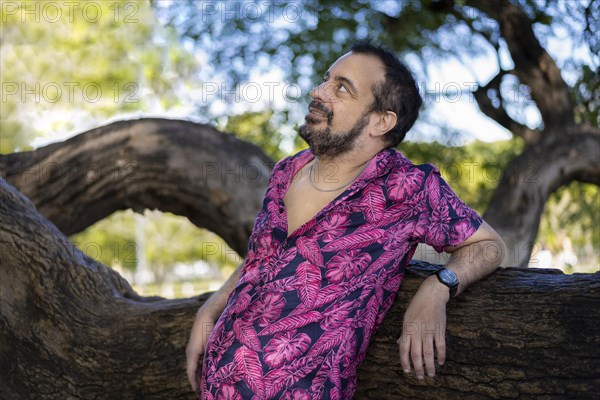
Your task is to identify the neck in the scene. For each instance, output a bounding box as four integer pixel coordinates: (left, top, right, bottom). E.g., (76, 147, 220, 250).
(312, 146, 384, 178)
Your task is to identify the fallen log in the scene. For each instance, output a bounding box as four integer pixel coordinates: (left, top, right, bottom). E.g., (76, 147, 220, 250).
(1, 178, 598, 399)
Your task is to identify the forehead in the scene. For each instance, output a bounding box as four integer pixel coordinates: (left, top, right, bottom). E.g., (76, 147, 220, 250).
(326, 52, 385, 96)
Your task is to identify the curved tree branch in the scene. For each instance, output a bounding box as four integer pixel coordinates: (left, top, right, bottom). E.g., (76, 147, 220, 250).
(465, 0, 575, 132)
(483, 128, 600, 266)
(0, 118, 273, 256)
(473, 70, 543, 144)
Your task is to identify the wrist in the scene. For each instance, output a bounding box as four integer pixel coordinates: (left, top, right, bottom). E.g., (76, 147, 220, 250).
(422, 275, 451, 302)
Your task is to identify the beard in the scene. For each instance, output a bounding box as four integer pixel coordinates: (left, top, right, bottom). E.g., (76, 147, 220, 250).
(298, 103, 370, 158)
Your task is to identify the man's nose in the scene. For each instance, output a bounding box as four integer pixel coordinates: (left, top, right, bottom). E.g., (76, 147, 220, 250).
(309, 81, 337, 103)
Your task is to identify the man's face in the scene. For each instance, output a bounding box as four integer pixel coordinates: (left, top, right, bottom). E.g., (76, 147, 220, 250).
(298, 52, 385, 158)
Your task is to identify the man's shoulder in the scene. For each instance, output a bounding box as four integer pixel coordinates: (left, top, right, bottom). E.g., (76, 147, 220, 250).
(387, 148, 440, 177)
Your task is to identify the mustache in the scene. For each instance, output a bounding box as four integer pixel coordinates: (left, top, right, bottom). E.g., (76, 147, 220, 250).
(309, 101, 332, 116)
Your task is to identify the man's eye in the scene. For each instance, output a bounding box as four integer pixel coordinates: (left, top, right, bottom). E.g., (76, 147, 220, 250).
(338, 85, 348, 93)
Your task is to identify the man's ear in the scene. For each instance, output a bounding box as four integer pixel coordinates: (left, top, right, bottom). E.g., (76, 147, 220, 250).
(371, 111, 397, 138)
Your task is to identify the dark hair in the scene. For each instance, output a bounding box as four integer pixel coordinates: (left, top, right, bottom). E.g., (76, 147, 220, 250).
(350, 42, 422, 147)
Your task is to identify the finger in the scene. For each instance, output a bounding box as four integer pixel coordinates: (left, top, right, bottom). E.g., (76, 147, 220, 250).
(423, 333, 436, 378)
(410, 336, 424, 380)
(398, 333, 411, 373)
(186, 355, 198, 392)
(435, 331, 446, 366)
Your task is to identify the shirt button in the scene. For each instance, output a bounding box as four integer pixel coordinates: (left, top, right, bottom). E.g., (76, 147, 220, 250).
(231, 312, 237, 320)
(258, 280, 265, 286)
(210, 350, 218, 358)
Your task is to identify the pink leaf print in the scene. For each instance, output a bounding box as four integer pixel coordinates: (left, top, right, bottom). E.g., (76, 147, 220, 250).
(213, 362, 244, 387)
(358, 296, 380, 355)
(362, 249, 398, 277)
(233, 346, 265, 398)
(330, 363, 342, 400)
(215, 384, 241, 400)
(413, 212, 430, 243)
(228, 285, 252, 314)
(359, 185, 386, 222)
(312, 273, 377, 312)
(310, 355, 331, 395)
(209, 329, 235, 364)
(342, 377, 358, 399)
(265, 356, 323, 397)
(320, 213, 351, 242)
(325, 250, 371, 284)
(321, 300, 356, 331)
(383, 273, 403, 292)
(266, 246, 298, 281)
(294, 261, 321, 308)
(338, 329, 357, 367)
(264, 330, 311, 368)
(321, 229, 386, 251)
(233, 319, 261, 352)
(425, 169, 442, 209)
(258, 311, 323, 336)
(246, 291, 286, 327)
(307, 323, 352, 358)
(281, 388, 311, 400)
(267, 199, 285, 226)
(264, 276, 296, 292)
(382, 220, 415, 252)
(255, 232, 276, 261)
(387, 167, 424, 202)
(374, 270, 388, 304)
(202, 389, 215, 400)
(451, 219, 475, 245)
(296, 237, 324, 266)
(426, 202, 450, 251)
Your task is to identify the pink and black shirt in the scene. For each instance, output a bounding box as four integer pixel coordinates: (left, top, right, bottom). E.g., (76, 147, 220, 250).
(200, 148, 482, 399)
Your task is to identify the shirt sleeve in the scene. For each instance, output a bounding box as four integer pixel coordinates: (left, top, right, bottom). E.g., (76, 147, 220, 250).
(413, 163, 483, 253)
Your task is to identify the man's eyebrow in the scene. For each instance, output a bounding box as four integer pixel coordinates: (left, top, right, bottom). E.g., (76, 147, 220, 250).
(324, 71, 358, 94)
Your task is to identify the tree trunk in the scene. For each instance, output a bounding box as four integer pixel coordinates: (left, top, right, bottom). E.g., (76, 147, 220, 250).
(483, 129, 600, 267)
(1, 176, 599, 399)
(0, 118, 274, 256)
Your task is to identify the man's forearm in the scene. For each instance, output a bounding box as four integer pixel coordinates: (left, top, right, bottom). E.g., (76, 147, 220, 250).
(444, 238, 505, 297)
(199, 262, 244, 319)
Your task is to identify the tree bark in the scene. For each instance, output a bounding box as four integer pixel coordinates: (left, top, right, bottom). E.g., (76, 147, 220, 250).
(0, 118, 274, 256)
(483, 129, 600, 267)
(1, 177, 599, 399)
(452, 0, 600, 266)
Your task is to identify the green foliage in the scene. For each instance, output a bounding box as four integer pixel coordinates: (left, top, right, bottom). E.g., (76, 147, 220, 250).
(400, 138, 524, 215)
(70, 210, 242, 281)
(70, 210, 137, 271)
(539, 182, 600, 263)
(219, 110, 285, 160)
(1, 0, 202, 153)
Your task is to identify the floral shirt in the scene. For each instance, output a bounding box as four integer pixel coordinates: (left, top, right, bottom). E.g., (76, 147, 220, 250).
(200, 148, 482, 399)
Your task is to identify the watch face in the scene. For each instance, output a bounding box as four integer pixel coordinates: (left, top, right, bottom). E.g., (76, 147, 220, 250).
(438, 268, 459, 286)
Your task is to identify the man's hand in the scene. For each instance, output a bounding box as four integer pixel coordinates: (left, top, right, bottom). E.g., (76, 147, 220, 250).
(185, 262, 244, 392)
(186, 308, 216, 392)
(398, 275, 449, 380)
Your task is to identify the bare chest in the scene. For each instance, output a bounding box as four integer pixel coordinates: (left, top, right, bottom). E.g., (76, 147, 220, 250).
(283, 180, 342, 236)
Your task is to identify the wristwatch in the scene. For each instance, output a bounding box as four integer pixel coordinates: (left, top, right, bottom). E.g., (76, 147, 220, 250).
(435, 268, 459, 298)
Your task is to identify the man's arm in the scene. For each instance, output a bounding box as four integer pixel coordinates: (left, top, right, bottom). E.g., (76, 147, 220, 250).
(186, 262, 244, 392)
(398, 221, 506, 380)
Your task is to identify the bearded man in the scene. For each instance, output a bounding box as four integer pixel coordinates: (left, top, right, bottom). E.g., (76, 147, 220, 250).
(186, 42, 506, 399)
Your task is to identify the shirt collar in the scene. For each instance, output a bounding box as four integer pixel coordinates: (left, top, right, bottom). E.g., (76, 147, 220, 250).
(288, 147, 408, 187)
